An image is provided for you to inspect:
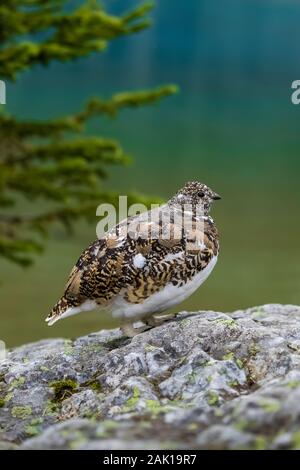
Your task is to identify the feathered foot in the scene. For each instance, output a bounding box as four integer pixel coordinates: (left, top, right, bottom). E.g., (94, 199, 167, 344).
(121, 322, 151, 338)
(121, 313, 178, 337)
(146, 313, 178, 327)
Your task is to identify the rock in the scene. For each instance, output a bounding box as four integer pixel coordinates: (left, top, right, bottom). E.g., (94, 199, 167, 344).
(1, 304, 300, 449)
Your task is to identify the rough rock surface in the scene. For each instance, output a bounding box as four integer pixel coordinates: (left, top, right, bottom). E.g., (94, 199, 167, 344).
(1, 304, 300, 450)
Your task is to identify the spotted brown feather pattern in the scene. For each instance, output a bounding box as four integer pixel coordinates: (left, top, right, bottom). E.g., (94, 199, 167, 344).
(46, 181, 220, 326)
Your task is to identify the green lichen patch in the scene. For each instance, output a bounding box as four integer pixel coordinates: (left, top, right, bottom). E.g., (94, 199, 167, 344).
(8, 376, 25, 390)
(43, 400, 59, 417)
(11, 405, 32, 419)
(100, 420, 119, 431)
(258, 399, 280, 413)
(3, 392, 13, 404)
(292, 430, 300, 449)
(229, 380, 239, 388)
(236, 359, 244, 369)
(187, 422, 198, 431)
(144, 398, 188, 416)
(285, 380, 300, 390)
(180, 319, 191, 327)
(138, 420, 152, 430)
(251, 309, 266, 320)
(222, 352, 234, 361)
(222, 351, 245, 369)
(234, 419, 249, 431)
(144, 344, 157, 352)
(24, 425, 39, 437)
(248, 343, 260, 356)
(207, 390, 219, 406)
(49, 379, 78, 402)
(24, 419, 42, 437)
(63, 340, 74, 356)
(253, 435, 267, 450)
(0, 398, 5, 408)
(214, 318, 237, 328)
(145, 399, 162, 415)
(69, 431, 87, 450)
(30, 417, 43, 425)
(95, 420, 119, 439)
(59, 428, 87, 449)
(123, 387, 140, 412)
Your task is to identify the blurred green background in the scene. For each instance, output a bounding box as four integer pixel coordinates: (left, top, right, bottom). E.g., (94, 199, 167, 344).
(1, 0, 300, 347)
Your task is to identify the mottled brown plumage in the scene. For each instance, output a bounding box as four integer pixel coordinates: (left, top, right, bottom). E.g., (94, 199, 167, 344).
(46, 181, 221, 335)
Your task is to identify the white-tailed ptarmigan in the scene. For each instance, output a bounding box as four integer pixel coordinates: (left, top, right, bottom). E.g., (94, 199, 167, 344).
(46, 181, 221, 336)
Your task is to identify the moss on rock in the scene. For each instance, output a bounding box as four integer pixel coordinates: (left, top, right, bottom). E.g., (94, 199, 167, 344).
(49, 379, 78, 402)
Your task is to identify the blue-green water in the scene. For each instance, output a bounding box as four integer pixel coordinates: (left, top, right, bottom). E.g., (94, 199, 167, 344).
(1, 0, 300, 346)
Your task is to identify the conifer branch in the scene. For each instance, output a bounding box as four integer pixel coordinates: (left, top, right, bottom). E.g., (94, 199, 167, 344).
(0, 1, 177, 266)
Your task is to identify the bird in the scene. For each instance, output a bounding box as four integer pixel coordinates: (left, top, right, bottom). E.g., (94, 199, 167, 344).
(46, 181, 221, 337)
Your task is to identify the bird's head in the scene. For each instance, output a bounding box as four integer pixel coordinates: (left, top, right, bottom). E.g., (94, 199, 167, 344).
(170, 181, 221, 215)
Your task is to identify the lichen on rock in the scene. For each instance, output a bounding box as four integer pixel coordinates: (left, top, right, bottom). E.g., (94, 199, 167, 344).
(1, 304, 300, 449)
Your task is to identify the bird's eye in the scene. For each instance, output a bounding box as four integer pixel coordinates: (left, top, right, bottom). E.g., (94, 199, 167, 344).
(198, 191, 205, 198)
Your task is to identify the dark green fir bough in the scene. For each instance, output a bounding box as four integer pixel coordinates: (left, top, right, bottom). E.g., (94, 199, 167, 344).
(0, 0, 178, 266)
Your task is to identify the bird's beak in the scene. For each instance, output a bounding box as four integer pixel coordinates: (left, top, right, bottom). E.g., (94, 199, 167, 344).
(212, 192, 221, 200)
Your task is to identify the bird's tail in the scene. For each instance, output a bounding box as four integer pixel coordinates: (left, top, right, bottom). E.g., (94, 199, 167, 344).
(45, 297, 70, 326)
(46, 297, 97, 326)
